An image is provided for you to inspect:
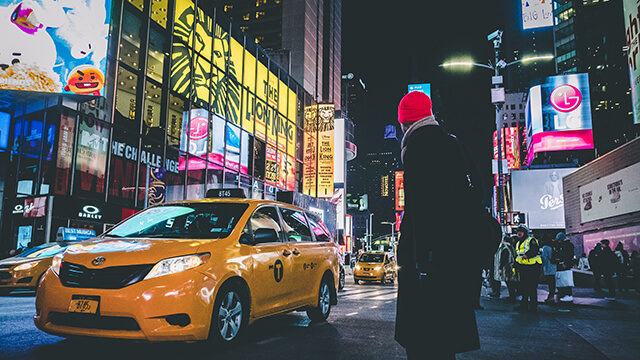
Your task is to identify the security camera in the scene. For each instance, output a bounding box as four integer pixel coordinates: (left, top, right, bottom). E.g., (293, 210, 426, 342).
(487, 30, 503, 42)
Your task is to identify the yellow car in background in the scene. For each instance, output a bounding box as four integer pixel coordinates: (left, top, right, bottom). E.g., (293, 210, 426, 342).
(0, 243, 70, 294)
(353, 252, 397, 285)
(34, 190, 340, 344)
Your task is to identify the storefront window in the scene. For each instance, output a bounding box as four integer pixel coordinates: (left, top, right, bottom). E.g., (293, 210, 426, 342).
(74, 117, 109, 199)
(142, 81, 164, 140)
(186, 155, 205, 200)
(165, 149, 185, 202)
(225, 123, 241, 172)
(167, 93, 186, 147)
(39, 109, 59, 195)
(108, 129, 138, 207)
(239, 175, 251, 198)
(209, 114, 225, 166)
(254, 138, 265, 180)
(53, 111, 76, 196)
(224, 171, 239, 188)
(147, 28, 167, 83)
(138, 138, 164, 204)
(206, 163, 223, 191)
(115, 66, 139, 131)
(240, 131, 252, 175)
(120, 10, 142, 70)
(252, 179, 264, 199)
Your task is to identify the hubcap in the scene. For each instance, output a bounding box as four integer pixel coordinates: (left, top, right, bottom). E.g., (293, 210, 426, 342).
(319, 283, 330, 315)
(217, 291, 242, 341)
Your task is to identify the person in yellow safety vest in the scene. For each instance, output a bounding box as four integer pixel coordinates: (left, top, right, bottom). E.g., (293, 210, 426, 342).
(513, 225, 542, 313)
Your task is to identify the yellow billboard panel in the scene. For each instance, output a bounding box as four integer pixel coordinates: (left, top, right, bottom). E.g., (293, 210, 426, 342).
(192, 55, 210, 109)
(244, 50, 256, 93)
(287, 120, 296, 157)
(257, 61, 268, 101)
(254, 97, 266, 141)
(194, 7, 213, 61)
(278, 79, 288, 116)
(303, 131, 317, 197)
(213, 24, 227, 72)
(266, 106, 277, 148)
(277, 113, 287, 153)
(241, 88, 254, 134)
(173, 0, 195, 44)
(289, 89, 298, 125)
(170, 44, 191, 97)
(229, 36, 244, 85)
(267, 73, 279, 109)
(316, 104, 335, 198)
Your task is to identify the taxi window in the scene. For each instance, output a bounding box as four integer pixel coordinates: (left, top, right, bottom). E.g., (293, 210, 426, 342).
(307, 215, 331, 242)
(105, 203, 248, 239)
(359, 253, 384, 263)
(280, 208, 312, 242)
(249, 206, 283, 243)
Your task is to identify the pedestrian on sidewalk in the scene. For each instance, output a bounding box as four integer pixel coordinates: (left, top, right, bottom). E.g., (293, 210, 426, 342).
(492, 235, 518, 302)
(600, 239, 618, 300)
(630, 250, 640, 292)
(513, 225, 541, 313)
(589, 243, 603, 291)
(553, 232, 575, 303)
(614, 242, 630, 292)
(577, 253, 590, 271)
(394, 91, 490, 359)
(540, 236, 556, 302)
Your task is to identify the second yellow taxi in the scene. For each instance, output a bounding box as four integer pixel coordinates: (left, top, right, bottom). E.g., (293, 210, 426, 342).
(353, 252, 397, 285)
(34, 189, 340, 344)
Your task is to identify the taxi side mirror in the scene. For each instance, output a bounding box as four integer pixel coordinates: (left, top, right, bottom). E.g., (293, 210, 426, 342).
(253, 228, 279, 244)
(239, 233, 254, 245)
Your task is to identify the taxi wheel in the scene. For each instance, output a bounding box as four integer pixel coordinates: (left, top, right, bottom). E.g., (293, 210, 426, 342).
(307, 278, 332, 322)
(381, 275, 387, 285)
(210, 284, 248, 345)
(390, 273, 396, 284)
(338, 269, 345, 291)
(354, 278, 360, 285)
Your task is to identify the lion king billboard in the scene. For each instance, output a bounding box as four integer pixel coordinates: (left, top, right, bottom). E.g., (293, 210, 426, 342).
(0, 0, 111, 96)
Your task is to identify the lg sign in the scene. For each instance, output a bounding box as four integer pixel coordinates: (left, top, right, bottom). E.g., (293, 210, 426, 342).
(550, 84, 582, 113)
(188, 117, 208, 140)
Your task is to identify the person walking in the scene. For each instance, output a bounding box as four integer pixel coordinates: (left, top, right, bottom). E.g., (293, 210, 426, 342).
(600, 240, 618, 300)
(493, 235, 518, 302)
(554, 232, 575, 303)
(540, 236, 556, 302)
(614, 242, 630, 292)
(394, 91, 490, 359)
(589, 243, 603, 291)
(513, 225, 541, 313)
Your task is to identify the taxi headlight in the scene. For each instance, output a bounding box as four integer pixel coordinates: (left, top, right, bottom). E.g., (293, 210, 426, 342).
(14, 261, 40, 271)
(355, 264, 361, 270)
(51, 253, 63, 276)
(144, 253, 211, 280)
(374, 266, 382, 271)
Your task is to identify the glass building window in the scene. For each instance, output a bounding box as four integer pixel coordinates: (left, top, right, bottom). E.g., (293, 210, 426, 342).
(254, 138, 265, 179)
(74, 117, 110, 199)
(108, 128, 138, 206)
(206, 163, 223, 191)
(186, 155, 206, 200)
(168, 94, 186, 147)
(120, 11, 142, 70)
(151, 0, 169, 28)
(115, 66, 139, 131)
(143, 81, 164, 140)
(148, 28, 167, 83)
(165, 150, 186, 201)
(127, 0, 144, 12)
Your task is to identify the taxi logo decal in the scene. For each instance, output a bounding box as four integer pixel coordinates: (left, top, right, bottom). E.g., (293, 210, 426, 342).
(91, 256, 106, 266)
(303, 262, 316, 270)
(271, 259, 283, 282)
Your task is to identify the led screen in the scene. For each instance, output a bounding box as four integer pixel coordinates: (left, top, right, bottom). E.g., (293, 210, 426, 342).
(526, 73, 593, 164)
(407, 83, 431, 98)
(511, 168, 576, 229)
(0, 0, 111, 95)
(522, 0, 553, 30)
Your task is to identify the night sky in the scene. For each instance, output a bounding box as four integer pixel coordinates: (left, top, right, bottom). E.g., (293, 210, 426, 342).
(342, 0, 506, 205)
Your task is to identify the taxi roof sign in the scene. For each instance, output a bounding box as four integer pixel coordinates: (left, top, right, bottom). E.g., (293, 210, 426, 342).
(205, 188, 246, 199)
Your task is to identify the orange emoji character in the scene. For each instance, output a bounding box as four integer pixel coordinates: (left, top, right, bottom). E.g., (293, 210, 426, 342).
(64, 65, 105, 96)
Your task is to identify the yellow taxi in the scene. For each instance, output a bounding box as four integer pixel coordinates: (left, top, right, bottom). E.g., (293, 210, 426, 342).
(0, 243, 70, 294)
(34, 189, 340, 344)
(353, 252, 397, 285)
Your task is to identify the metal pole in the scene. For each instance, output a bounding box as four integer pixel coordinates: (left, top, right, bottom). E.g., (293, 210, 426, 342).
(494, 43, 505, 228)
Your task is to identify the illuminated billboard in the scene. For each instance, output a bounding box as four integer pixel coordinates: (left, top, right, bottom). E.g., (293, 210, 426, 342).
(624, 0, 640, 124)
(526, 73, 594, 165)
(522, 0, 553, 30)
(512, 168, 575, 229)
(493, 127, 519, 170)
(0, 0, 111, 95)
(407, 83, 431, 98)
(395, 171, 404, 211)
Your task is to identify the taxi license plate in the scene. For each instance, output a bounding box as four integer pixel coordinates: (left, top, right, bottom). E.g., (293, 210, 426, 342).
(68, 295, 100, 314)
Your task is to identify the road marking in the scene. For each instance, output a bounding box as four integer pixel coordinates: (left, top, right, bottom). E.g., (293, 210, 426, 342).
(256, 336, 283, 345)
(370, 306, 378, 309)
(345, 312, 358, 316)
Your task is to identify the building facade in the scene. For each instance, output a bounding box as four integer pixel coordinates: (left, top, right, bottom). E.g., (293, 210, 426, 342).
(215, 0, 342, 107)
(0, 0, 321, 254)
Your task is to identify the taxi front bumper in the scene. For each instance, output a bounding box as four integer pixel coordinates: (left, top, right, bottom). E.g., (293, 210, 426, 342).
(34, 268, 217, 342)
(353, 267, 384, 281)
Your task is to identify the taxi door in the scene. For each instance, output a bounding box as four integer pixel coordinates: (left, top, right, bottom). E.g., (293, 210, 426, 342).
(245, 206, 294, 318)
(279, 207, 323, 306)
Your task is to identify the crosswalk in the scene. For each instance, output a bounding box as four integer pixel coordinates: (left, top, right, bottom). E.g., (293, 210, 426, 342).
(338, 280, 398, 301)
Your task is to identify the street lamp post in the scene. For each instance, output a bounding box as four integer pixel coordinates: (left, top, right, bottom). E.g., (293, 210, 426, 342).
(381, 221, 396, 251)
(440, 30, 553, 230)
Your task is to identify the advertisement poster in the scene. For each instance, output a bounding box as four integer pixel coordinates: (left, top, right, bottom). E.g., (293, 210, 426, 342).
(148, 167, 166, 206)
(526, 73, 594, 164)
(395, 171, 404, 211)
(76, 117, 108, 194)
(624, 0, 640, 124)
(522, 0, 553, 30)
(302, 132, 317, 197)
(54, 114, 75, 195)
(265, 146, 278, 183)
(17, 226, 32, 249)
(493, 127, 519, 170)
(512, 168, 576, 228)
(225, 123, 241, 172)
(181, 108, 209, 157)
(0, 0, 111, 95)
(407, 83, 431, 97)
(316, 104, 335, 198)
(23, 196, 46, 218)
(579, 162, 640, 223)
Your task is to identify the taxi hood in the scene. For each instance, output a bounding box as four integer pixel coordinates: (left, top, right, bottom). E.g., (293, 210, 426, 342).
(60, 238, 209, 267)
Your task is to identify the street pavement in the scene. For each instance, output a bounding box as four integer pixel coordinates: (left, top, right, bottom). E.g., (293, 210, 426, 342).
(0, 273, 639, 360)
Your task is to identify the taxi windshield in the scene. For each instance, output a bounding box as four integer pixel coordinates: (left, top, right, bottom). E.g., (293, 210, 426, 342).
(105, 203, 249, 239)
(359, 253, 384, 263)
(16, 244, 63, 258)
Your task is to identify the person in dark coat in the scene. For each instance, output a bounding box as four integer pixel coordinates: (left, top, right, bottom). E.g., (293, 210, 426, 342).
(589, 243, 603, 291)
(600, 239, 618, 299)
(394, 91, 490, 359)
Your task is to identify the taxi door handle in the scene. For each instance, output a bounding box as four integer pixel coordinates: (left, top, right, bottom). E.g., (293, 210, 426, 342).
(292, 249, 300, 256)
(282, 249, 292, 257)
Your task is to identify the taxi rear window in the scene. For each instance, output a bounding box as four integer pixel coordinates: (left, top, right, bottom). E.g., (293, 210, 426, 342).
(105, 203, 249, 239)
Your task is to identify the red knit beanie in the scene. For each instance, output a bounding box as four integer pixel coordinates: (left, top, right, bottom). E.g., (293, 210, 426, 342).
(398, 91, 433, 124)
